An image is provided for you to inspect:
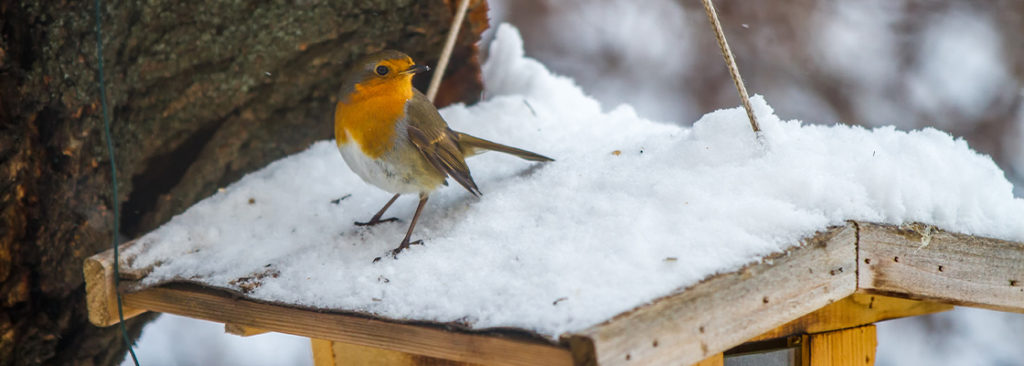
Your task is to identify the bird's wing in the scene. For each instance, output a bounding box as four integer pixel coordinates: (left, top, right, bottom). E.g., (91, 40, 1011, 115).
(405, 90, 481, 196)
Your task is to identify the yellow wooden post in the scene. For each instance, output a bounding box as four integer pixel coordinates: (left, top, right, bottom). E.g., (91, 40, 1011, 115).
(312, 339, 335, 366)
(311, 338, 478, 366)
(807, 325, 877, 366)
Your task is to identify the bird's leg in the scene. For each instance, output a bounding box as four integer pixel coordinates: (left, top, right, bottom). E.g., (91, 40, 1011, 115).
(390, 194, 429, 258)
(355, 193, 401, 226)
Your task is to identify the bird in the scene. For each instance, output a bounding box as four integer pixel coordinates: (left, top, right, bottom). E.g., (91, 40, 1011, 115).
(334, 50, 553, 260)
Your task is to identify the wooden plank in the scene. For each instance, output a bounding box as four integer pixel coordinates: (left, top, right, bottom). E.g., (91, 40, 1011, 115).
(798, 334, 811, 366)
(857, 222, 1024, 313)
(122, 285, 573, 366)
(807, 325, 876, 366)
(565, 224, 858, 366)
(224, 323, 270, 337)
(83, 243, 147, 327)
(329, 341, 419, 365)
(748, 293, 951, 342)
(690, 353, 723, 366)
(313, 340, 480, 366)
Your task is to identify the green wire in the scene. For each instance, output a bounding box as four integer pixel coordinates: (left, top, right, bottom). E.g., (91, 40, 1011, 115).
(94, 0, 140, 365)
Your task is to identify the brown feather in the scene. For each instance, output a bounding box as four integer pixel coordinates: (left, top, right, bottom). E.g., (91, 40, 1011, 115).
(456, 133, 554, 162)
(406, 91, 481, 196)
(404, 89, 553, 196)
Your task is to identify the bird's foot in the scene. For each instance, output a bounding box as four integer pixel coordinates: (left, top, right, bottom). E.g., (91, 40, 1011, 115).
(390, 239, 423, 258)
(355, 217, 399, 226)
(372, 239, 424, 263)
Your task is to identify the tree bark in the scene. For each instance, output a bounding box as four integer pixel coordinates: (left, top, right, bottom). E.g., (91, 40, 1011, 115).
(0, 0, 489, 364)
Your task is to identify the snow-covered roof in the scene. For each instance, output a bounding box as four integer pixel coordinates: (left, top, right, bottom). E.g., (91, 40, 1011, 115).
(113, 25, 1024, 345)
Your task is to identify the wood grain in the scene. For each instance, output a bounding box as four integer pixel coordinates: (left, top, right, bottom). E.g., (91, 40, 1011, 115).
(123, 286, 572, 366)
(313, 339, 481, 366)
(82, 242, 146, 327)
(749, 293, 950, 342)
(857, 222, 1024, 313)
(564, 224, 858, 366)
(808, 325, 877, 366)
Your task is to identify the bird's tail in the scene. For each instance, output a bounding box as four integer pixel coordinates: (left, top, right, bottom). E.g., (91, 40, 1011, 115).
(457, 132, 554, 162)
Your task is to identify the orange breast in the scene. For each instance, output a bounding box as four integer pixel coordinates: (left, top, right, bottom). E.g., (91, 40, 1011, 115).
(335, 77, 413, 159)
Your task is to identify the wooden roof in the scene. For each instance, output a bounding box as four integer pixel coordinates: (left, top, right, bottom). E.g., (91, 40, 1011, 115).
(84, 221, 1024, 365)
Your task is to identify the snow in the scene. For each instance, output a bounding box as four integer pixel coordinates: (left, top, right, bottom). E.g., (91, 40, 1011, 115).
(124, 314, 311, 366)
(121, 24, 1024, 340)
(876, 307, 1024, 366)
(485, 0, 698, 122)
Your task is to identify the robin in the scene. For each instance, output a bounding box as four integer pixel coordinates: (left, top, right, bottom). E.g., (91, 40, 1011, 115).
(335, 50, 553, 260)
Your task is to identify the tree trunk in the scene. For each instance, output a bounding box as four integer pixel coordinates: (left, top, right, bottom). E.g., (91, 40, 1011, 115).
(0, 0, 489, 364)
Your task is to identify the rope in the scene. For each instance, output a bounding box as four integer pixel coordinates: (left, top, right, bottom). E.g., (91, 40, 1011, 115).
(701, 0, 760, 133)
(93, 0, 141, 364)
(426, 0, 471, 102)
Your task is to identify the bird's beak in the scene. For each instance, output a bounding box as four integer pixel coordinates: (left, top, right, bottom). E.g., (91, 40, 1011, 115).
(404, 64, 430, 74)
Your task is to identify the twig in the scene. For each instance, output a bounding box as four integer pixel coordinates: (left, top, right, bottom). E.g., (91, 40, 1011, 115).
(701, 0, 760, 133)
(426, 0, 472, 102)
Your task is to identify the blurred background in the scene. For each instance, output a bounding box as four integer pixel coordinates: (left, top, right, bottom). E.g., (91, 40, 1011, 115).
(125, 1, 1024, 365)
(492, 3, 1024, 363)
(488, 0, 1024, 194)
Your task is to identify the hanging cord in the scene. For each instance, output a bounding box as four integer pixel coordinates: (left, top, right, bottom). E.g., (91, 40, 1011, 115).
(425, 0, 471, 102)
(701, 0, 760, 133)
(94, 0, 141, 365)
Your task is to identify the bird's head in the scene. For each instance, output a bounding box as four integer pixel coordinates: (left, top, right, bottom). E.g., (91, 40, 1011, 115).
(339, 50, 429, 102)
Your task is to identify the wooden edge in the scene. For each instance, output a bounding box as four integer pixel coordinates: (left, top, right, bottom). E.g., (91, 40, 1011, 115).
(122, 285, 573, 366)
(691, 353, 723, 366)
(798, 334, 810, 366)
(225, 323, 270, 337)
(83, 242, 147, 327)
(312, 338, 334, 366)
(565, 224, 859, 366)
(314, 339, 480, 365)
(856, 222, 1024, 313)
(747, 293, 951, 342)
(565, 334, 596, 366)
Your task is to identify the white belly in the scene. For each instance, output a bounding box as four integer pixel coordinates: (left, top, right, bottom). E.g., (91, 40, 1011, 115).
(338, 141, 431, 194)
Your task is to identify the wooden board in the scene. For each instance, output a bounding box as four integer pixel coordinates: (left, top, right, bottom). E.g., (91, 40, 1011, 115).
(749, 293, 950, 342)
(857, 222, 1024, 313)
(83, 243, 146, 327)
(564, 224, 858, 366)
(807, 325, 877, 366)
(312, 338, 479, 365)
(123, 286, 573, 366)
(690, 353, 723, 366)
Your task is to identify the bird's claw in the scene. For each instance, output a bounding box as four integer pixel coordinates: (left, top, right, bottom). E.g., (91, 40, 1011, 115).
(390, 239, 423, 257)
(372, 239, 424, 263)
(355, 217, 399, 226)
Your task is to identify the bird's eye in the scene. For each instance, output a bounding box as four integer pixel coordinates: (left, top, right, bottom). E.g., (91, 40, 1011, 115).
(375, 65, 389, 76)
